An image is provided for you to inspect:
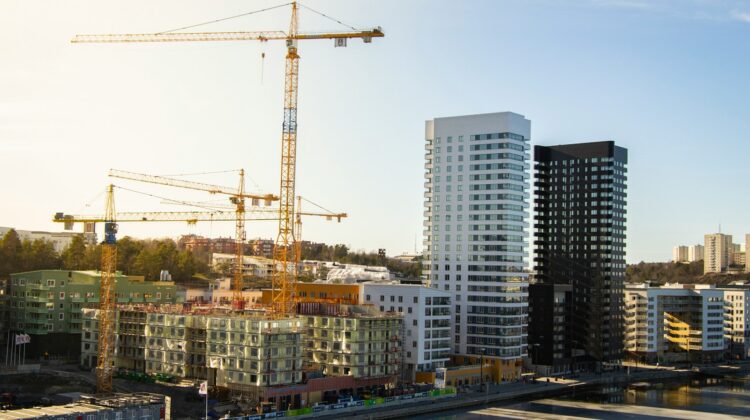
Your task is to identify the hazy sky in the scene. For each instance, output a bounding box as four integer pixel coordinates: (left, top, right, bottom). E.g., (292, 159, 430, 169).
(2, 0, 749, 263)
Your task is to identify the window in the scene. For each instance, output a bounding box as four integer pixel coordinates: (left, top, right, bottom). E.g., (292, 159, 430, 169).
(413, 296, 418, 304)
(59, 313, 64, 320)
(398, 296, 403, 303)
(366, 294, 371, 301)
(380, 295, 384, 302)
(47, 279, 55, 287)
(59, 292, 65, 299)
(408, 307, 412, 314)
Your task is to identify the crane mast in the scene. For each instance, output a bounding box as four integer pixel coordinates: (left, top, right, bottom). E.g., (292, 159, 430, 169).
(97, 185, 117, 394)
(273, 2, 300, 316)
(232, 170, 247, 308)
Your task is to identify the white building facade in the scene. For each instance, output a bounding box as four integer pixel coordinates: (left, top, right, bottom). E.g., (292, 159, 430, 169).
(423, 112, 530, 377)
(360, 282, 451, 381)
(624, 283, 747, 362)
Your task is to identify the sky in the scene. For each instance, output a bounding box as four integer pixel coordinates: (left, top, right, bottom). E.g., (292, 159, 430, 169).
(1, 0, 749, 263)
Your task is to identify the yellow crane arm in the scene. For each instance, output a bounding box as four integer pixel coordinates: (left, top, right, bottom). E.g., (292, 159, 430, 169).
(53, 211, 275, 225)
(71, 29, 383, 44)
(109, 169, 277, 202)
(53, 209, 345, 225)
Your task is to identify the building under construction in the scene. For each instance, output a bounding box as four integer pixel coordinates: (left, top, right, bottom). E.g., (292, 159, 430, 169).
(81, 303, 402, 410)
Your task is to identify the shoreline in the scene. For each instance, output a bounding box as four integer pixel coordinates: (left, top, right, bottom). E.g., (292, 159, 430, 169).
(328, 364, 750, 420)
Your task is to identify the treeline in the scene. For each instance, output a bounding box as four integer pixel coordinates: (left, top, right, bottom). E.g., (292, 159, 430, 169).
(302, 243, 422, 279)
(626, 261, 704, 284)
(0, 229, 208, 281)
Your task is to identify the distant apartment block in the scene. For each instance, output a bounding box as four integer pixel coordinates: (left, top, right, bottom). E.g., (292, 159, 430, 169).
(423, 112, 531, 380)
(688, 244, 704, 262)
(178, 234, 251, 255)
(704, 233, 733, 273)
(0, 226, 96, 253)
(625, 282, 750, 362)
(211, 253, 282, 278)
(531, 141, 628, 373)
(672, 246, 689, 263)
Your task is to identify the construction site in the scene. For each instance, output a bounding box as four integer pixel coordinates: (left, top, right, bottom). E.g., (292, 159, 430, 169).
(0, 2, 450, 419)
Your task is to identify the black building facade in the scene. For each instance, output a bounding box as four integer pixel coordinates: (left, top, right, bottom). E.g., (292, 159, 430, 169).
(530, 141, 627, 373)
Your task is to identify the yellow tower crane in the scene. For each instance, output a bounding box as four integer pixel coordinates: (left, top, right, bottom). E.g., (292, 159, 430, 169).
(97, 185, 117, 394)
(108, 169, 277, 308)
(72, 2, 383, 316)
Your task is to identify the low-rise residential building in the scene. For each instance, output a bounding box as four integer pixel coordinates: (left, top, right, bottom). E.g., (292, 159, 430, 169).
(8, 270, 179, 358)
(0, 226, 96, 253)
(82, 302, 401, 411)
(211, 253, 286, 278)
(360, 282, 451, 381)
(82, 308, 304, 392)
(326, 264, 392, 283)
(299, 302, 403, 380)
(625, 283, 733, 363)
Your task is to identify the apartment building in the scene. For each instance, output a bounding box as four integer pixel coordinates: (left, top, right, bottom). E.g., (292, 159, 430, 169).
(82, 308, 304, 389)
(0, 226, 96, 253)
(8, 270, 178, 358)
(688, 244, 704, 262)
(624, 283, 727, 363)
(299, 302, 403, 380)
(360, 282, 451, 380)
(673, 246, 689, 263)
(423, 112, 530, 380)
(211, 253, 290, 278)
(531, 141, 628, 373)
(723, 284, 750, 359)
(704, 233, 733, 274)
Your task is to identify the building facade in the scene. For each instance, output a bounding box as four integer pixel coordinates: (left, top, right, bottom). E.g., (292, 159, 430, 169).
(299, 303, 402, 381)
(0, 226, 96, 253)
(423, 112, 530, 379)
(8, 270, 178, 358)
(704, 233, 732, 274)
(531, 141, 628, 373)
(624, 283, 746, 362)
(688, 244, 704, 262)
(672, 246, 689, 263)
(361, 283, 451, 380)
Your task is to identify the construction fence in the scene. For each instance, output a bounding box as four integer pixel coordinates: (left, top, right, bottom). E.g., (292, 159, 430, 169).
(227, 387, 457, 419)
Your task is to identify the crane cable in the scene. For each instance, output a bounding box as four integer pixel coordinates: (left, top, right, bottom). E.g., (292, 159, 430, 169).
(298, 3, 359, 31)
(112, 185, 227, 212)
(158, 2, 293, 34)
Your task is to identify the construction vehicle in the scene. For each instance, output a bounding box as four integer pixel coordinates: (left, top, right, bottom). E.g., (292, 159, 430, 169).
(71, 1, 383, 316)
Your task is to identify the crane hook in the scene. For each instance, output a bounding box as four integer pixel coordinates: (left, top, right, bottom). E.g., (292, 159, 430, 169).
(261, 52, 266, 84)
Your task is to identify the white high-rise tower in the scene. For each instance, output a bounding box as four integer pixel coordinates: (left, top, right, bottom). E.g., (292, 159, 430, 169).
(423, 112, 530, 380)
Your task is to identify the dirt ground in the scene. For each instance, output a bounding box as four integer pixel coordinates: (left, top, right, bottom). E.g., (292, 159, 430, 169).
(0, 366, 208, 419)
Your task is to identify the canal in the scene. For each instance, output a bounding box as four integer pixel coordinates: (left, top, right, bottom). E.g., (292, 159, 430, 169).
(421, 373, 750, 419)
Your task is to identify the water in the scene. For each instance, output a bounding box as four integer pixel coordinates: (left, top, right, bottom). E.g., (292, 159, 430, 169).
(422, 374, 750, 419)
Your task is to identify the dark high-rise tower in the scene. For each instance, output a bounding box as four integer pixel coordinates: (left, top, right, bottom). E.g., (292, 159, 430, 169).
(530, 141, 627, 374)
